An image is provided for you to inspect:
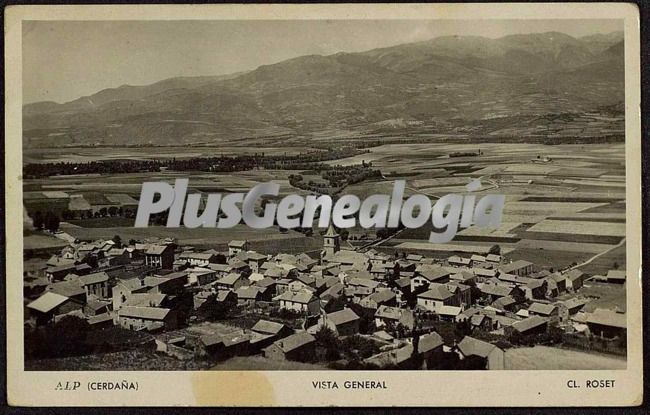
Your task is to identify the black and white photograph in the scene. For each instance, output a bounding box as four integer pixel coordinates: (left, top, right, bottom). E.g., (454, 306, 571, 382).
(5, 3, 643, 407)
(19, 17, 631, 372)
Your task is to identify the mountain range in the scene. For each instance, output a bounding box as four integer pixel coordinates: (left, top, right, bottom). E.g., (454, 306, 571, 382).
(23, 31, 624, 147)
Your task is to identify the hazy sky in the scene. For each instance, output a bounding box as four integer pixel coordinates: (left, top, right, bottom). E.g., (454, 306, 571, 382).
(23, 19, 623, 104)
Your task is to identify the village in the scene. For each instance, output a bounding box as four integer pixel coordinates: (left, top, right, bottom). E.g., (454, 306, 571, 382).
(23, 221, 627, 371)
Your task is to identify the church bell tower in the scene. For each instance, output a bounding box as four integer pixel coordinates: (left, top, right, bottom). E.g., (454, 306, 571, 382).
(323, 223, 340, 257)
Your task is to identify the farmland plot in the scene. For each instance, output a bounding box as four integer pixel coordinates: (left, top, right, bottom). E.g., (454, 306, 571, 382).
(515, 239, 619, 254)
(456, 222, 521, 238)
(394, 241, 514, 255)
(526, 220, 625, 237)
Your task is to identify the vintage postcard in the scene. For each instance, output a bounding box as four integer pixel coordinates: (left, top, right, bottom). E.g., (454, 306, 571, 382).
(4, 3, 642, 407)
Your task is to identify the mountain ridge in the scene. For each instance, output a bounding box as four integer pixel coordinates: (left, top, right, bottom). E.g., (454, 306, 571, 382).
(23, 31, 624, 147)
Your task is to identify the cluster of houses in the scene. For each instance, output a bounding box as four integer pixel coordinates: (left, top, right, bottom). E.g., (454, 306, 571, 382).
(24, 224, 627, 369)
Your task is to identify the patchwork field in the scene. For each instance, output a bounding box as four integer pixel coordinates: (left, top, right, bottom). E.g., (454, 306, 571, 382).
(24, 142, 626, 268)
(365, 142, 626, 271)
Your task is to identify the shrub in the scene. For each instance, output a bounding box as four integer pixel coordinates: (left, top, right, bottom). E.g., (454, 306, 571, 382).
(340, 335, 380, 359)
(25, 316, 92, 359)
(314, 326, 341, 361)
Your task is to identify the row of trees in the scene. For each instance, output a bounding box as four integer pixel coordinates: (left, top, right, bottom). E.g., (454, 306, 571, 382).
(31, 211, 60, 232)
(288, 165, 382, 195)
(23, 147, 369, 179)
(61, 206, 136, 220)
(31, 204, 141, 233)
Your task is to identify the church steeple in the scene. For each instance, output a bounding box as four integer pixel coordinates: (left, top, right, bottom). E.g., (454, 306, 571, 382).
(323, 223, 340, 257)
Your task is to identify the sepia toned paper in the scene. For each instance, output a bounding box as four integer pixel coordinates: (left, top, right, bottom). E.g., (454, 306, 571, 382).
(4, 3, 642, 407)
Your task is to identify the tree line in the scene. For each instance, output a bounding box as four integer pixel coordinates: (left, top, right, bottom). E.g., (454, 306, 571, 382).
(31, 211, 60, 233)
(288, 164, 382, 196)
(23, 147, 369, 179)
